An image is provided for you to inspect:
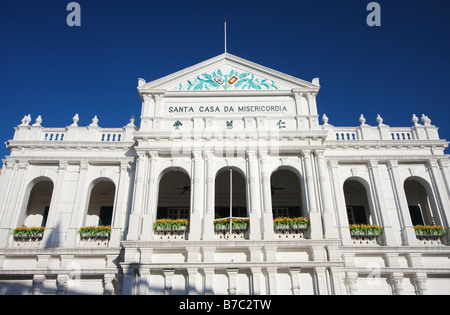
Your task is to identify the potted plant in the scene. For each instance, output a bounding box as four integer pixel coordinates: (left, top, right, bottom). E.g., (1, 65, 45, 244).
(214, 219, 230, 231)
(153, 219, 189, 232)
(78, 226, 111, 239)
(273, 217, 310, 232)
(12, 226, 45, 240)
(213, 218, 249, 232)
(349, 224, 382, 237)
(413, 225, 447, 238)
(232, 219, 249, 231)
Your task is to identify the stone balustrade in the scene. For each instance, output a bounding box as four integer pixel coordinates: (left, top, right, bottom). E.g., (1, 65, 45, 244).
(11, 114, 136, 143)
(323, 114, 442, 141)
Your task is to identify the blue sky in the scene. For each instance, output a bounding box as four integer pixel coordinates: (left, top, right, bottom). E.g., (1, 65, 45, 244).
(1, 0, 449, 164)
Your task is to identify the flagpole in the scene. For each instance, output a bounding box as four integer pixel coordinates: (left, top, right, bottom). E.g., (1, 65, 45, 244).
(229, 167, 232, 235)
(224, 20, 227, 53)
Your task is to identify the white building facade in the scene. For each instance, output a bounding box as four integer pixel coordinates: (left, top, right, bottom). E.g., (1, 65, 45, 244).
(0, 53, 449, 295)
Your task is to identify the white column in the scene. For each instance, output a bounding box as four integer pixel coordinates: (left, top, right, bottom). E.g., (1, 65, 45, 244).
(0, 162, 22, 246)
(307, 92, 319, 129)
(0, 162, 15, 224)
(137, 268, 150, 295)
(189, 152, 203, 241)
(251, 267, 263, 295)
(56, 274, 70, 295)
(328, 160, 352, 245)
(314, 267, 329, 295)
(247, 151, 261, 240)
(302, 150, 323, 239)
(414, 273, 428, 295)
(32, 275, 46, 295)
(127, 153, 148, 241)
(390, 272, 405, 295)
(289, 267, 301, 295)
(387, 160, 418, 246)
(428, 160, 450, 228)
(265, 267, 277, 295)
(64, 162, 89, 248)
(163, 269, 175, 295)
(226, 268, 238, 295)
(315, 150, 339, 239)
(438, 159, 450, 199)
(260, 152, 275, 240)
(121, 266, 136, 295)
(1, 162, 28, 243)
(141, 153, 158, 241)
(367, 160, 398, 246)
(187, 267, 198, 295)
(103, 274, 116, 295)
(438, 159, 450, 241)
(43, 162, 68, 247)
(203, 153, 215, 240)
(110, 161, 131, 247)
(346, 272, 358, 295)
(203, 267, 214, 295)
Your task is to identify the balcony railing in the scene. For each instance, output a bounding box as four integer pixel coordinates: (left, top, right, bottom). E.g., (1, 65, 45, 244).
(213, 218, 249, 240)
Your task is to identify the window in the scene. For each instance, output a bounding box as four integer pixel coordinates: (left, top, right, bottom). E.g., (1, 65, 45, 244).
(167, 208, 189, 220)
(347, 206, 368, 225)
(343, 180, 372, 225)
(408, 205, 425, 226)
(271, 169, 303, 219)
(41, 206, 49, 227)
(99, 206, 113, 226)
(215, 168, 248, 219)
(273, 207, 289, 218)
(156, 170, 191, 221)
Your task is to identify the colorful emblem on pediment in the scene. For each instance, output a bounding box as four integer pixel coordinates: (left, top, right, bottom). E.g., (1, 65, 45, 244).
(174, 68, 279, 91)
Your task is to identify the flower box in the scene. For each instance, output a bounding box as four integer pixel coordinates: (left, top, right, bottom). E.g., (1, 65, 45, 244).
(12, 226, 45, 240)
(349, 224, 382, 237)
(214, 218, 249, 232)
(273, 217, 309, 232)
(153, 219, 189, 232)
(78, 226, 111, 240)
(414, 225, 447, 238)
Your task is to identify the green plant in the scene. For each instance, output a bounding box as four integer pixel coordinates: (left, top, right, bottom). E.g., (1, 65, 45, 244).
(273, 217, 310, 227)
(213, 218, 249, 231)
(349, 224, 382, 236)
(78, 226, 111, 237)
(413, 225, 447, 237)
(12, 226, 45, 238)
(153, 219, 189, 231)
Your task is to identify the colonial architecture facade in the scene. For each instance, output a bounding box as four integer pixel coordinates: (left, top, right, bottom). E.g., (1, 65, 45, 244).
(0, 53, 449, 295)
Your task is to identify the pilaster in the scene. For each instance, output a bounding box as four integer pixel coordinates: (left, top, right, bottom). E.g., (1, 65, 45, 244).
(189, 152, 203, 241)
(127, 153, 148, 241)
(315, 150, 339, 239)
(247, 151, 261, 240)
(387, 160, 418, 246)
(367, 160, 398, 246)
(141, 153, 158, 241)
(203, 152, 215, 240)
(260, 152, 275, 240)
(302, 150, 322, 239)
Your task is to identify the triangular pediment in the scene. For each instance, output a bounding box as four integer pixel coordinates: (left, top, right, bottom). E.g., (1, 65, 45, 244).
(137, 53, 319, 94)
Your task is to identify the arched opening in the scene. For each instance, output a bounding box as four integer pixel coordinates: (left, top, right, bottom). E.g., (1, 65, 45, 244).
(270, 169, 303, 218)
(156, 170, 191, 220)
(23, 180, 54, 228)
(214, 167, 247, 219)
(343, 179, 373, 225)
(85, 180, 116, 226)
(404, 179, 436, 226)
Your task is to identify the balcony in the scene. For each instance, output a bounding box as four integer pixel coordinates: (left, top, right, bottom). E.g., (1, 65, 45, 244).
(273, 217, 309, 240)
(153, 219, 188, 240)
(214, 218, 249, 240)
